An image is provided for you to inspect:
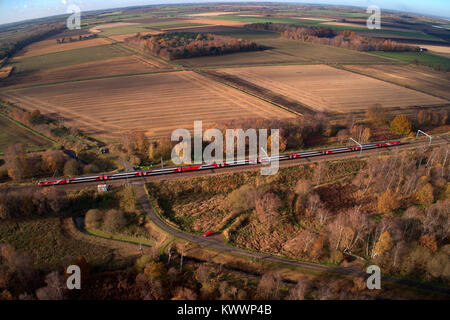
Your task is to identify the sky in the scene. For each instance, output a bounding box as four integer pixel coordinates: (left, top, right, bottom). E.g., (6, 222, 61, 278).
(0, 0, 449, 25)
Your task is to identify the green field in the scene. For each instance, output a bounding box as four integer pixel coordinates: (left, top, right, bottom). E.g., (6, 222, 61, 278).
(100, 21, 208, 36)
(205, 15, 320, 25)
(370, 51, 450, 69)
(0, 115, 52, 154)
(303, 9, 370, 18)
(176, 29, 394, 68)
(11, 44, 131, 72)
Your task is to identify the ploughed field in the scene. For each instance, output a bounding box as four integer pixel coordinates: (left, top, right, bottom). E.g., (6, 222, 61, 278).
(0, 71, 294, 140)
(216, 65, 448, 113)
(13, 37, 111, 59)
(3, 55, 169, 87)
(341, 64, 450, 100)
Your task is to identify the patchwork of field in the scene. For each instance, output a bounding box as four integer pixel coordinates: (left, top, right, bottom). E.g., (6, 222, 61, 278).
(13, 37, 111, 59)
(10, 44, 133, 74)
(176, 32, 395, 67)
(217, 65, 447, 112)
(0, 71, 294, 140)
(109, 31, 162, 42)
(3, 55, 168, 87)
(341, 64, 450, 100)
(0, 116, 52, 153)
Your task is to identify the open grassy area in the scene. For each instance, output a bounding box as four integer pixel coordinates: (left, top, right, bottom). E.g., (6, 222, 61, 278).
(370, 51, 450, 69)
(10, 44, 132, 73)
(176, 30, 395, 67)
(0, 114, 53, 154)
(0, 217, 115, 270)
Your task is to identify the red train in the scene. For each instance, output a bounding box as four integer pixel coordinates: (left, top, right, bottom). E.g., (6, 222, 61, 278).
(38, 141, 402, 186)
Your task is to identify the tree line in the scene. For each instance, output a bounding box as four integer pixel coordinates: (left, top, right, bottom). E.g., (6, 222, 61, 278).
(247, 23, 420, 52)
(124, 32, 263, 60)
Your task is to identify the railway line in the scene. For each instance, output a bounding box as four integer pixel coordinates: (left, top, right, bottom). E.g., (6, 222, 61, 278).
(38, 140, 402, 186)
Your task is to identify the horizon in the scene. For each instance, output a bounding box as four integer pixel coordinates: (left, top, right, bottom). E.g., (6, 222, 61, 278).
(0, 0, 449, 26)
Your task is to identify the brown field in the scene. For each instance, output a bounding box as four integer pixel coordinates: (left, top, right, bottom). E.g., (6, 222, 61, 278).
(0, 66, 13, 79)
(94, 22, 140, 29)
(320, 21, 416, 32)
(342, 64, 450, 100)
(2, 55, 168, 87)
(0, 71, 294, 140)
(109, 31, 161, 42)
(403, 43, 450, 55)
(187, 12, 236, 17)
(13, 38, 111, 59)
(218, 65, 447, 112)
(186, 18, 248, 27)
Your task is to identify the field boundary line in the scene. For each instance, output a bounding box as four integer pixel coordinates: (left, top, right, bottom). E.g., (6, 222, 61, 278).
(333, 64, 450, 101)
(0, 111, 60, 150)
(194, 70, 303, 117)
(1, 69, 182, 91)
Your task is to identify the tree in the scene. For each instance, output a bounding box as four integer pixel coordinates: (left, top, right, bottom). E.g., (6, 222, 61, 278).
(102, 209, 127, 233)
(419, 234, 438, 253)
(366, 104, 387, 126)
(414, 183, 434, 206)
(4, 144, 29, 182)
(372, 231, 393, 258)
(63, 158, 80, 176)
(85, 209, 104, 229)
(390, 115, 412, 135)
(254, 193, 281, 226)
(35, 271, 66, 300)
(377, 189, 400, 215)
(256, 273, 281, 300)
(287, 279, 310, 300)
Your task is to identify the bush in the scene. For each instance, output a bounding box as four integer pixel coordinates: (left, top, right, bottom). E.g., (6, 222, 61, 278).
(390, 115, 412, 135)
(102, 209, 127, 233)
(377, 189, 401, 214)
(414, 183, 434, 206)
(63, 159, 80, 177)
(84, 209, 103, 229)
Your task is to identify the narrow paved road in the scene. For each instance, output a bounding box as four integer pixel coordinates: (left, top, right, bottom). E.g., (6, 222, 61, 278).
(137, 185, 450, 295)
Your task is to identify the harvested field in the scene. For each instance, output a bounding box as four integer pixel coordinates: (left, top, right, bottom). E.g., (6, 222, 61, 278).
(94, 22, 140, 30)
(0, 71, 294, 140)
(341, 64, 450, 100)
(187, 18, 248, 27)
(10, 44, 132, 74)
(217, 65, 447, 112)
(2, 55, 168, 87)
(0, 66, 13, 79)
(14, 37, 111, 59)
(187, 12, 236, 17)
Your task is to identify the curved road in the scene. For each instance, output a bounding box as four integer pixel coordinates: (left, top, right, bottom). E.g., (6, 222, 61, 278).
(138, 185, 450, 295)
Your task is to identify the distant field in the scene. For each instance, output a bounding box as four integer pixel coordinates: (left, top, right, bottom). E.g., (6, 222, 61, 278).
(176, 30, 394, 67)
(341, 64, 450, 100)
(217, 65, 447, 112)
(369, 51, 450, 69)
(0, 71, 294, 140)
(13, 37, 111, 59)
(3, 55, 168, 87)
(10, 44, 132, 73)
(99, 21, 207, 36)
(201, 15, 320, 25)
(0, 115, 52, 153)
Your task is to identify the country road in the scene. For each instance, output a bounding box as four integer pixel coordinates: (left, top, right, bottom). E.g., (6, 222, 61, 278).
(137, 183, 450, 295)
(2, 135, 449, 294)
